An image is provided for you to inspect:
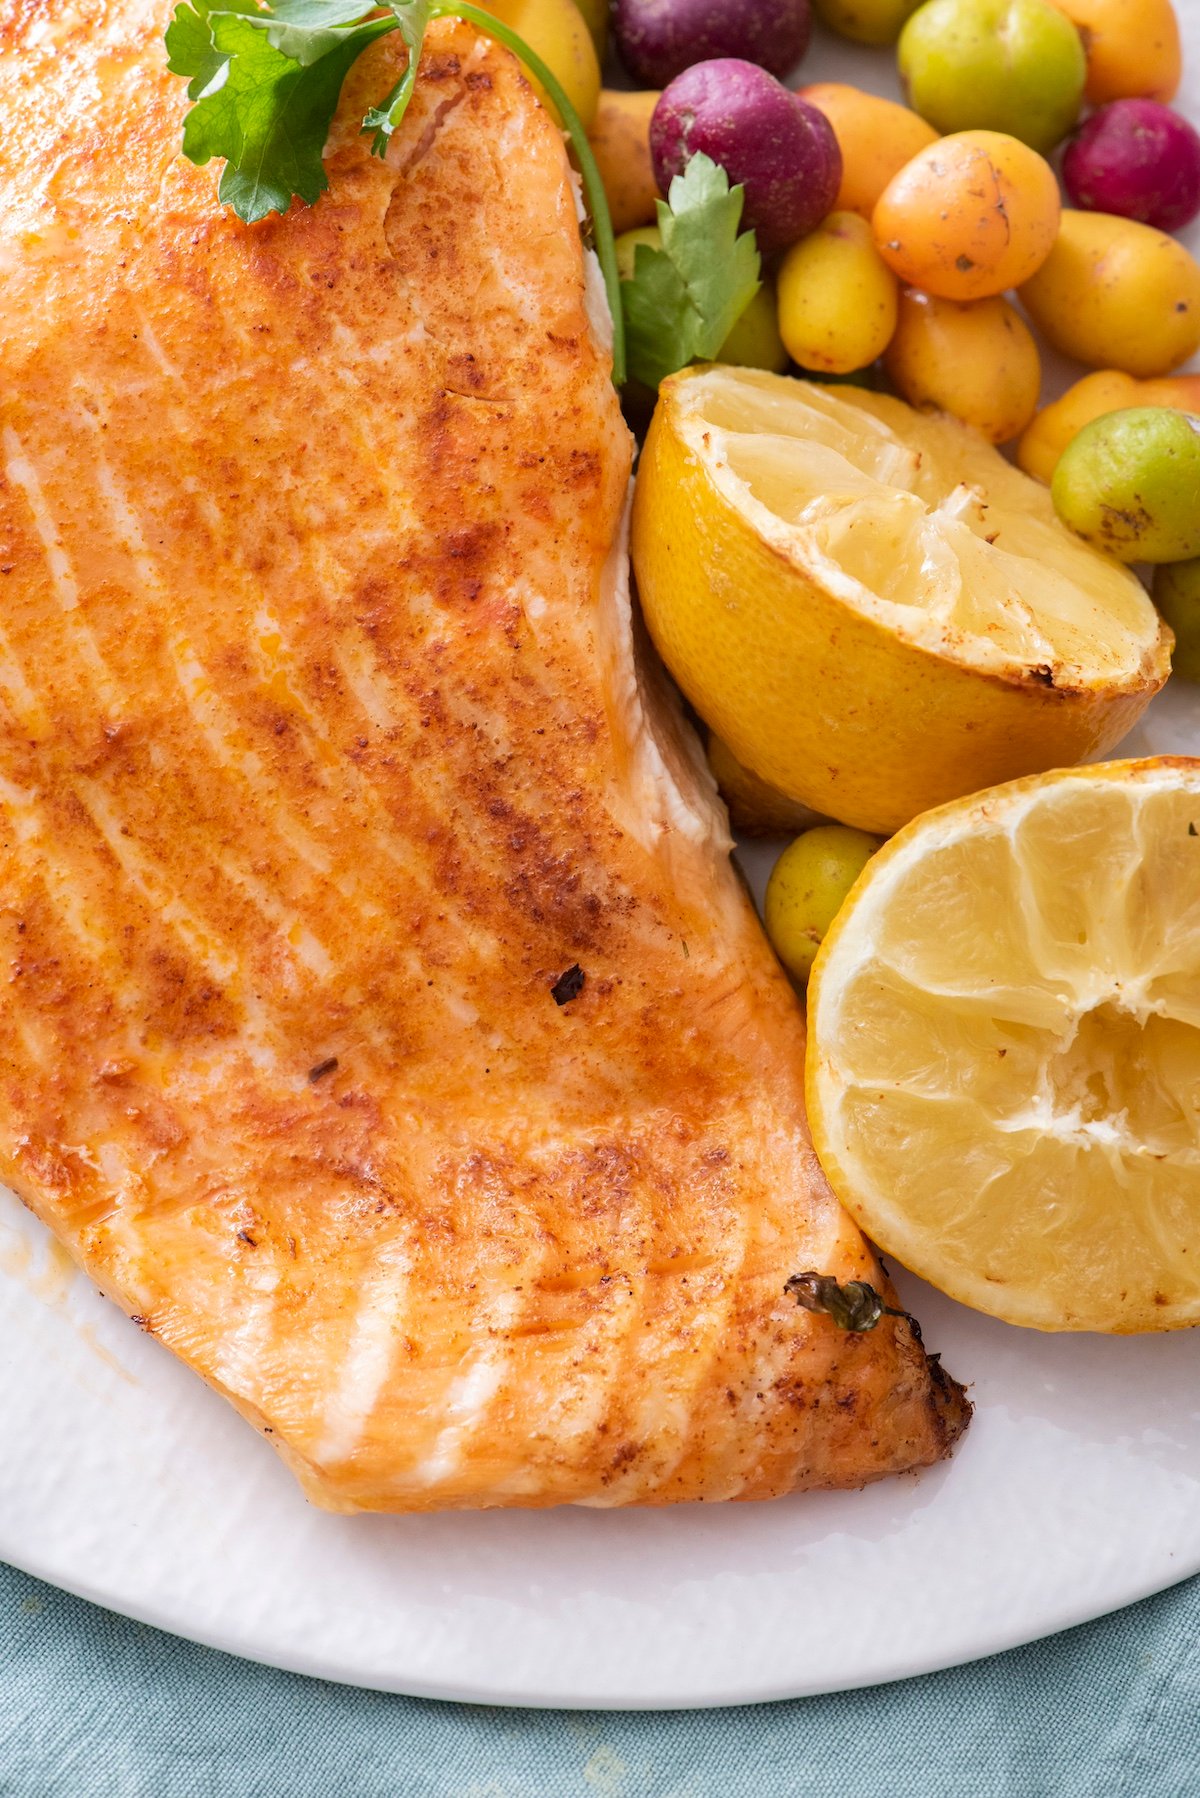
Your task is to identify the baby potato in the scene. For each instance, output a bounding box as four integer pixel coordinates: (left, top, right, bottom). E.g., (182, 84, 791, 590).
(1019, 209, 1200, 377)
(798, 83, 939, 218)
(571, 0, 609, 56)
(813, 0, 923, 45)
(1017, 369, 1200, 481)
(765, 826, 882, 986)
(899, 0, 1086, 155)
(588, 89, 661, 234)
(884, 290, 1041, 444)
(481, 0, 602, 129)
(778, 212, 899, 374)
(873, 131, 1060, 300)
(1154, 560, 1200, 681)
(1046, 0, 1181, 105)
(720, 285, 790, 374)
(1052, 407, 1200, 563)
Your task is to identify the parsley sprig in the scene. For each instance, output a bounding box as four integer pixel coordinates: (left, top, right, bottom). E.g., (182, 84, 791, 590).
(620, 153, 761, 391)
(165, 0, 625, 383)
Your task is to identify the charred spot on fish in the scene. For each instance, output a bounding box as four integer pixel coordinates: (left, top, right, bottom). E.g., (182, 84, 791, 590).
(237, 1229, 258, 1248)
(955, 255, 975, 272)
(308, 1056, 339, 1083)
(927, 1353, 973, 1449)
(551, 964, 586, 1005)
(1030, 664, 1056, 687)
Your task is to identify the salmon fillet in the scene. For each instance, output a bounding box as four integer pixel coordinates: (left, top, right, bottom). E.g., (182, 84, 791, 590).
(0, 1, 968, 1510)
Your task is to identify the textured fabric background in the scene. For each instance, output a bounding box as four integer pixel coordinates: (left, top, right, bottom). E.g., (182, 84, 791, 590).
(1, 1562, 1197, 1796)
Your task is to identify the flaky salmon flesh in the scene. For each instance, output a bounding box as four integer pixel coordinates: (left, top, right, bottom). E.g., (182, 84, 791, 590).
(0, 2, 969, 1510)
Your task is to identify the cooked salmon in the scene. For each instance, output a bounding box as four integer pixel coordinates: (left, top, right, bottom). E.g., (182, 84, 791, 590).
(0, 2, 968, 1510)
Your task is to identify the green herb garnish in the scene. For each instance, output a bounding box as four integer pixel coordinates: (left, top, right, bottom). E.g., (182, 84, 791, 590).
(785, 1271, 906, 1335)
(620, 153, 761, 391)
(165, 0, 625, 383)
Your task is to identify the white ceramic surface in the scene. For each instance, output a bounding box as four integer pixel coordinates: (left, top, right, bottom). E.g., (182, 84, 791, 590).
(2, 14, 1200, 1712)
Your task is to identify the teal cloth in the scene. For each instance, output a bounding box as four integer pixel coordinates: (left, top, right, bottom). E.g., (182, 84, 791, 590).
(1, 1563, 1198, 1795)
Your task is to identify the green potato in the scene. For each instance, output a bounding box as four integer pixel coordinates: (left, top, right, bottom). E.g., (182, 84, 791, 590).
(716, 284, 788, 374)
(898, 0, 1086, 154)
(615, 229, 787, 373)
(1154, 560, 1200, 682)
(1052, 408, 1200, 564)
(614, 224, 660, 283)
(814, 0, 923, 47)
(764, 826, 882, 986)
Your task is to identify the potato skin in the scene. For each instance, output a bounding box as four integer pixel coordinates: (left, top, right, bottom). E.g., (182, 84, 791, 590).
(778, 212, 899, 374)
(1046, 0, 1181, 105)
(885, 290, 1041, 444)
(482, 0, 602, 127)
(1154, 561, 1200, 682)
(813, 0, 923, 46)
(798, 82, 938, 217)
(873, 130, 1060, 300)
(1051, 408, 1200, 563)
(588, 89, 661, 235)
(898, 0, 1086, 156)
(651, 61, 842, 254)
(1019, 209, 1200, 377)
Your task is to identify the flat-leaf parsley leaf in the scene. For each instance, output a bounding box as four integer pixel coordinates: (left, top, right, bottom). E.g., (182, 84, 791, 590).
(621, 153, 761, 391)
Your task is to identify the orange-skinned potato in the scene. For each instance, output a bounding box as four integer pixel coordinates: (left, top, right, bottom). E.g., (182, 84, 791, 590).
(587, 88, 661, 234)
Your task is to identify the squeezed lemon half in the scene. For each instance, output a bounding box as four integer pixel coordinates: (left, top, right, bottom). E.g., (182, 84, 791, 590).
(807, 758, 1200, 1333)
(632, 367, 1171, 834)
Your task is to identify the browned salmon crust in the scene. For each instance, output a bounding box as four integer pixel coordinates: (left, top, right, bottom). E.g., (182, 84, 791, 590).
(0, 3, 968, 1510)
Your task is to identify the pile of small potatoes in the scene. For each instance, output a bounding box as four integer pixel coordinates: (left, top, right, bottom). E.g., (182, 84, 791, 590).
(579, 0, 1200, 665)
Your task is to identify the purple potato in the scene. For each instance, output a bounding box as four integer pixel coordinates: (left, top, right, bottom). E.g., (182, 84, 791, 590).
(1063, 100, 1200, 234)
(614, 0, 812, 88)
(650, 61, 841, 255)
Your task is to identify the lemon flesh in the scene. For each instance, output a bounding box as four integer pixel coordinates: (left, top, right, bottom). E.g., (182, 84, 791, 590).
(807, 758, 1200, 1333)
(632, 367, 1170, 833)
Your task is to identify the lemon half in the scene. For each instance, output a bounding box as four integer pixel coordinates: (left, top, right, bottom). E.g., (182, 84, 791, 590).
(632, 367, 1171, 834)
(807, 757, 1200, 1333)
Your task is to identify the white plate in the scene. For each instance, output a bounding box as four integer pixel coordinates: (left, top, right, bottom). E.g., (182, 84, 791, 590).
(2, 17, 1200, 1712)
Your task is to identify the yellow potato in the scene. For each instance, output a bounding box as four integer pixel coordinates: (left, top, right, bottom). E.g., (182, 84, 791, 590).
(777, 212, 899, 375)
(587, 89, 661, 235)
(480, 0, 601, 130)
(873, 131, 1060, 302)
(570, 0, 608, 57)
(884, 290, 1041, 444)
(798, 83, 938, 218)
(1019, 210, 1200, 377)
(813, 0, 924, 45)
(1017, 369, 1200, 482)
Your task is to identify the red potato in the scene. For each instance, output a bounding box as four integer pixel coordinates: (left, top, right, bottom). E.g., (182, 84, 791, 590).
(614, 0, 812, 88)
(1063, 100, 1200, 232)
(650, 61, 841, 253)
